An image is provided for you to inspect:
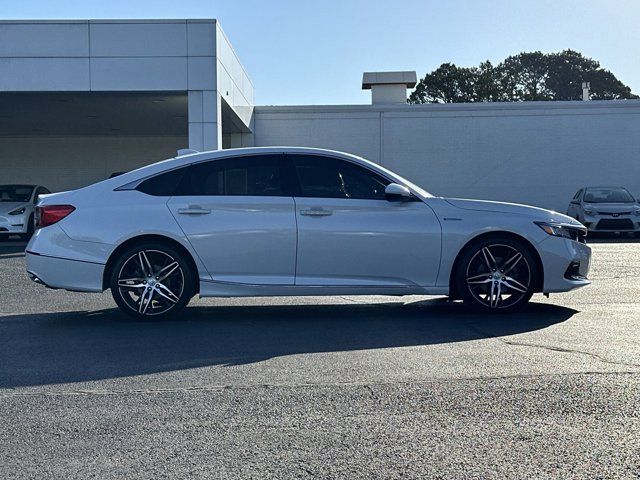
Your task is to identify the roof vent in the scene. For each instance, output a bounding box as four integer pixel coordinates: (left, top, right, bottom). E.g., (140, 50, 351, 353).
(362, 71, 417, 105)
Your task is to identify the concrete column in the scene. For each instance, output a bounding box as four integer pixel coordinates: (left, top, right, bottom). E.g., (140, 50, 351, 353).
(188, 90, 222, 151)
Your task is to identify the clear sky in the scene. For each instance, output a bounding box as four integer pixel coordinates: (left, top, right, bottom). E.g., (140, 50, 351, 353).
(2, 0, 639, 105)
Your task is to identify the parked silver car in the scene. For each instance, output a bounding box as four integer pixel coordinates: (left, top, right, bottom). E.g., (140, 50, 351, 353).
(567, 187, 640, 236)
(0, 184, 51, 239)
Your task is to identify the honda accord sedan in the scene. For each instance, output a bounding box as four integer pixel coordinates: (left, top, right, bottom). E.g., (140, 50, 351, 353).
(26, 147, 591, 318)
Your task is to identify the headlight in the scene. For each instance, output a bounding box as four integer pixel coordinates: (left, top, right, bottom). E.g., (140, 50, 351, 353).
(634, 210, 640, 216)
(535, 221, 586, 240)
(8, 207, 26, 215)
(584, 210, 596, 216)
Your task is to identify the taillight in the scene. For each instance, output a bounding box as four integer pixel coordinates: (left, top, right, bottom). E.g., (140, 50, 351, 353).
(35, 205, 76, 229)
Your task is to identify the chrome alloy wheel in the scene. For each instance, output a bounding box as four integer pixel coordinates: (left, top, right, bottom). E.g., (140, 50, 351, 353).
(465, 244, 531, 310)
(117, 249, 185, 316)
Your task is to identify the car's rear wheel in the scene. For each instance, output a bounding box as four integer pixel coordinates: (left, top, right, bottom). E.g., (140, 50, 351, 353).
(109, 242, 196, 319)
(455, 236, 539, 313)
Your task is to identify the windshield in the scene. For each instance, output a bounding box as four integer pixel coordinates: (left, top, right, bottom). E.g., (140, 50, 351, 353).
(583, 188, 635, 203)
(0, 185, 34, 203)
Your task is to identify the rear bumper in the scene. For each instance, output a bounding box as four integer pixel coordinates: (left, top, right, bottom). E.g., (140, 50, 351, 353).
(26, 252, 105, 292)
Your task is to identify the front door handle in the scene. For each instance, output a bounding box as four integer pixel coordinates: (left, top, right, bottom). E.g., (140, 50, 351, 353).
(300, 208, 333, 217)
(177, 206, 212, 215)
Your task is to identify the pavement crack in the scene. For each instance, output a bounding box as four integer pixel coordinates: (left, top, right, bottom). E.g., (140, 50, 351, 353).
(1, 371, 638, 398)
(468, 324, 640, 369)
(363, 384, 381, 403)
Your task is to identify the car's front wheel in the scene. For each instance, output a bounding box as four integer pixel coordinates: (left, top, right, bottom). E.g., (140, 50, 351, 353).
(109, 242, 196, 319)
(20, 214, 34, 241)
(455, 236, 539, 313)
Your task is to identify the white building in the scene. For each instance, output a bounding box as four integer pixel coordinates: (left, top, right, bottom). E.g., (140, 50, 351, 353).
(1, 19, 639, 210)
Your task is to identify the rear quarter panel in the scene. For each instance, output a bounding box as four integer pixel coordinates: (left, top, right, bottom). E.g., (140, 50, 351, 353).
(39, 188, 211, 280)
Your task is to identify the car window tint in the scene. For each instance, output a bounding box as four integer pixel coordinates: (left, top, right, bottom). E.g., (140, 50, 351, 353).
(290, 155, 390, 200)
(176, 155, 285, 197)
(136, 167, 187, 196)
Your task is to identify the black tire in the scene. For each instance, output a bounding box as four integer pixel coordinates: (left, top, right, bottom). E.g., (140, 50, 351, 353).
(109, 242, 196, 320)
(454, 236, 539, 313)
(20, 214, 35, 241)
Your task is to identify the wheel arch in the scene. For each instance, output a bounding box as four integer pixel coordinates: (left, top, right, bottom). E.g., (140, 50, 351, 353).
(448, 231, 544, 299)
(102, 234, 200, 293)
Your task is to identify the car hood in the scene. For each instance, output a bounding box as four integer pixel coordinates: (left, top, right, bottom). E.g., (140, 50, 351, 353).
(445, 198, 580, 224)
(0, 202, 29, 215)
(583, 203, 640, 213)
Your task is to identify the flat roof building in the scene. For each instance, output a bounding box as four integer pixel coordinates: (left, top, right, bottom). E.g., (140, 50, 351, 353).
(1, 19, 639, 210)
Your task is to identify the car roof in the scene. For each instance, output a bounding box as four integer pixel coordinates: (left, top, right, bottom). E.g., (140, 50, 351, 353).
(175, 146, 364, 162)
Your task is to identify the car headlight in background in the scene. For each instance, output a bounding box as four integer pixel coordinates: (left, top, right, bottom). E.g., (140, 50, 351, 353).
(634, 209, 640, 216)
(584, 209, 596, 216)
(8, 207, 26, 216)
(535, 221, 586, 241)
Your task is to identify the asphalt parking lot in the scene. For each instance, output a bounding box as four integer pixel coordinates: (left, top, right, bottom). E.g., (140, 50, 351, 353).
(1, 238, 639, 479)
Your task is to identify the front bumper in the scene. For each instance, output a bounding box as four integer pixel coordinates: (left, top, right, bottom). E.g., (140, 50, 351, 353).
(0, 214, 28, 234)
(538, 236, 591, 293)
(582, 215, 640, 233)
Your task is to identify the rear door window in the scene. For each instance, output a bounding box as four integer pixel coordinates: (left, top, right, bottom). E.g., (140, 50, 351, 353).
(175, 155, 288, 197)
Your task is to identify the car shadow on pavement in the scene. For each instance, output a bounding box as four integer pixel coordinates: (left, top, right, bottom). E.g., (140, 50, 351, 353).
(0, 300, 577, 388)
(0, 243, 27, 257)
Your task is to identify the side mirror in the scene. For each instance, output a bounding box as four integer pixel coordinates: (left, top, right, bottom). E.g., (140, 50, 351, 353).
(570, 200, 580, 205)
(385, 183, 412, 201)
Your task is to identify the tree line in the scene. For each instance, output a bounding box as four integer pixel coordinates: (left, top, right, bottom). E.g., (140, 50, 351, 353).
(409, 50, 638, 103)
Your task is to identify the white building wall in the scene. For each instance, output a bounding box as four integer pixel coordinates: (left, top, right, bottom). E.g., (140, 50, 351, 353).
(0, 20, 255, 153)
(0, 136, 186, 191)
(254, 101, 640, 211)
(216, 24, 254, 128)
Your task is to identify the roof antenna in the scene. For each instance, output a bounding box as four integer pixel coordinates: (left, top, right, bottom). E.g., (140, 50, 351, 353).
(177, 148, 199, 156)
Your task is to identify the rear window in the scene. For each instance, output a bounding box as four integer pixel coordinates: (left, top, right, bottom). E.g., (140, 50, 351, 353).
(136, 168, 186, 196)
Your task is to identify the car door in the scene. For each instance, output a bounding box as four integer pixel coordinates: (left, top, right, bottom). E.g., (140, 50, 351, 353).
(167, 154, 297, 285)
(287, 154, 442, 287)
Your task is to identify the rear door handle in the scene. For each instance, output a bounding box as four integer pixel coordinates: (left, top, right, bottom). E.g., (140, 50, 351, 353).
(300, 208, 333, 217)
(177, 206, 211, 215)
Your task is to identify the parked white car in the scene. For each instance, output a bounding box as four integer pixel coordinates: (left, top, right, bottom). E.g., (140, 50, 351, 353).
(0, 184, 51, 239)
(567, 186, 640, 236)
(26, 147, 591, 318)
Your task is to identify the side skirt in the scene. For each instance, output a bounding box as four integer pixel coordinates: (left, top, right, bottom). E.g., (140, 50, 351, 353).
(199, 279, 449, 298)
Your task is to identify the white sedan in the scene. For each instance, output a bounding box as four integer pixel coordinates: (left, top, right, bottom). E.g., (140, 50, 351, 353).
(0, 184, 51, 239)
(26, 147, 591, 318)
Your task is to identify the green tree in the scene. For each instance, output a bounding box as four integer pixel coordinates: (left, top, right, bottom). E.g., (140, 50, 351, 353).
(409, 50, 638, 103)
